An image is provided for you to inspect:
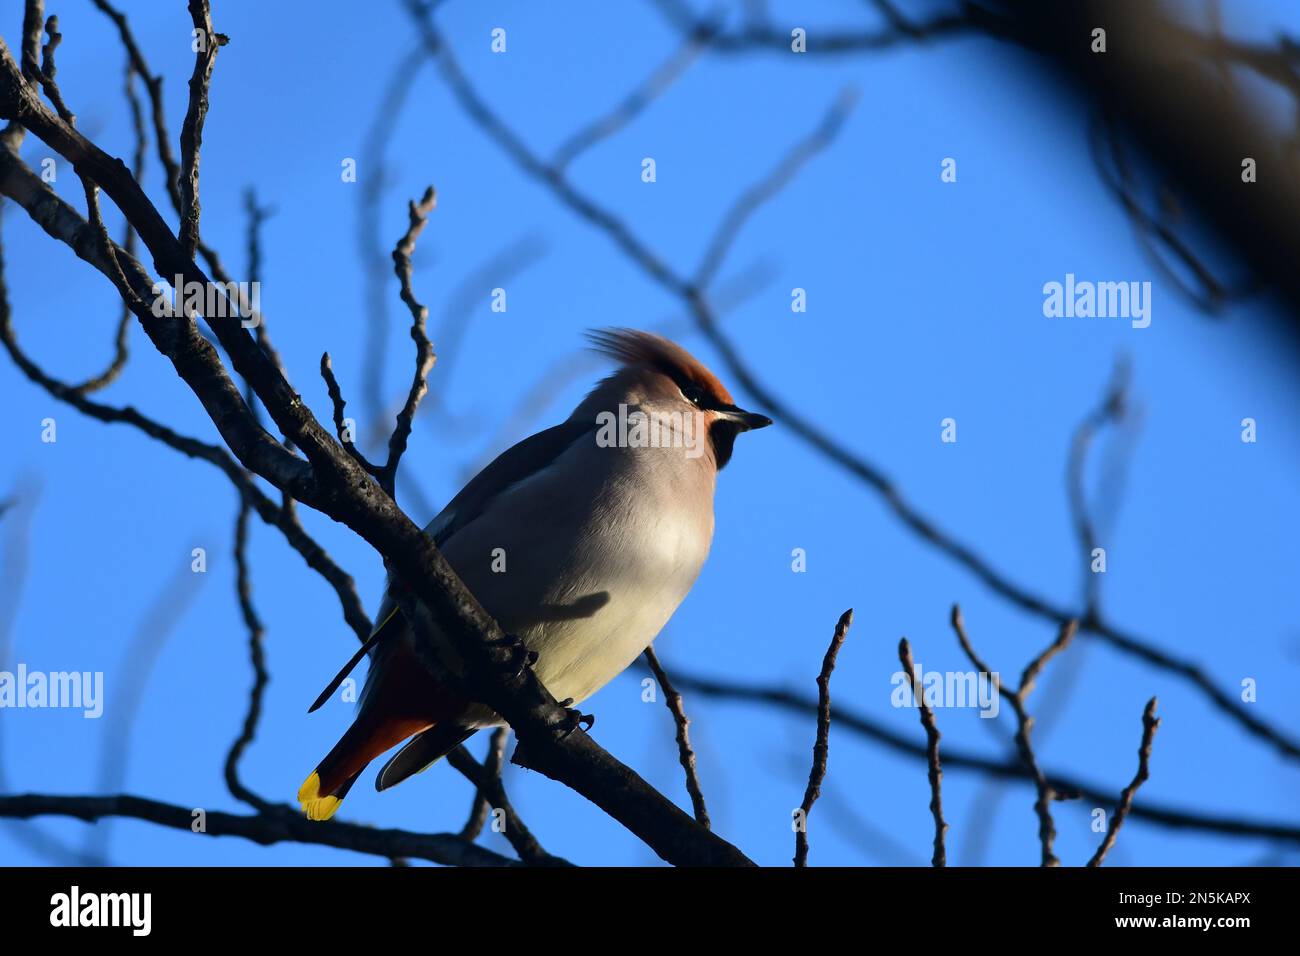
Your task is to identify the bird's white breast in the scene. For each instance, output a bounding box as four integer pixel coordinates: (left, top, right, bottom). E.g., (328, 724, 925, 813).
(437, 433, 716, 714)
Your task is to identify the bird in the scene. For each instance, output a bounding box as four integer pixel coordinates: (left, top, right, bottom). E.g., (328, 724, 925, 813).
(298, 328, 771, 820)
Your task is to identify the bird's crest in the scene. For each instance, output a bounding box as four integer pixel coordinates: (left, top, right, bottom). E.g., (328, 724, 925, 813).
(586, 328, 734, 406)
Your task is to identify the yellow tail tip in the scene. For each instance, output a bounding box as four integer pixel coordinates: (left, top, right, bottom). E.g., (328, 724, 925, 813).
(298, 771, 342, 822)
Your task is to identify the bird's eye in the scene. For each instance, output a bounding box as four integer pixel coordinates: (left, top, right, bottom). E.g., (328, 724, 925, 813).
(681, 385, 704, 406)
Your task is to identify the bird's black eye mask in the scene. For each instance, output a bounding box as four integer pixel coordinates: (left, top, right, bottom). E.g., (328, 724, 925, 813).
(679, 382, 709, 408)
(709, 417, 741, 470)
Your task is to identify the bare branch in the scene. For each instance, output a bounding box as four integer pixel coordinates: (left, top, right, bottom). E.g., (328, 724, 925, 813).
(794, 608, 853, 867)
(37, 15, 72, 123)
(1088, 697, 1161, 867)
(320, 352, 384, 478)
(953, 605, 1076, 866)
(178, 0, 227, 259)
(897, 638, 947, 866)
(224, 496, 272, 813)
(383, 185, 438, 496)
(0, 794, 515, 867)
(644, 645, 710, 828)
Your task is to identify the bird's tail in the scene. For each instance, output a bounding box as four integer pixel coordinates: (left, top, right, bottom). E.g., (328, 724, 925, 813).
(298, 711, 434, 821)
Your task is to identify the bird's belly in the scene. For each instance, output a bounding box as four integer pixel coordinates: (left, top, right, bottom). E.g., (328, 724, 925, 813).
(445, 480, 712, 711)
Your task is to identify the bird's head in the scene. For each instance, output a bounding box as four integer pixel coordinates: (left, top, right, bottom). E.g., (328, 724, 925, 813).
(583, 328, 772, 469)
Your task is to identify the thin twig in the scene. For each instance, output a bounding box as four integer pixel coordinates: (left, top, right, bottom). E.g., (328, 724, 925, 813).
(37, 15, 72, 123)
(224, 493, 272, 812)
(794, 608, 853, 867)
(320, 352, 383, 478)
(383, 185, 438, 496)
(897, 637, 947, 866)
(178, 0, 227, 260)
(1088, 697, 1161, 867)
(953, 604, 1075, 867)
(644, 645, 710, 828)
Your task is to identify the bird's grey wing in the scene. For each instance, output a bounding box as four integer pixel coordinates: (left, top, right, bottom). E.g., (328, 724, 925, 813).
(348, 418, 597, 700)
(426, 417, 596, 547)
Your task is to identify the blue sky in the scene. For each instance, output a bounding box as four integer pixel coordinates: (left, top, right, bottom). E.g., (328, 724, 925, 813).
(1, 0, 1298, 866)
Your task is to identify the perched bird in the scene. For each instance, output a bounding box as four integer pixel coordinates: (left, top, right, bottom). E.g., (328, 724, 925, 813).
(298, 328, 771, 820)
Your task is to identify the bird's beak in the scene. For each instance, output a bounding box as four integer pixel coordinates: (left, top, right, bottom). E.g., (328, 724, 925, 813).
(714, 404, 773, 431)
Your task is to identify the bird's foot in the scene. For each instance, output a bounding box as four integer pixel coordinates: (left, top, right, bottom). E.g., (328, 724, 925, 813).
(484, 632, 538, 682)
(555, 698, 595, 737)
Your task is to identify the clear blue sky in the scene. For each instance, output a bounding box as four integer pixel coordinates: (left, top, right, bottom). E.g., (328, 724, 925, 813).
(2, 0, 1298, 866)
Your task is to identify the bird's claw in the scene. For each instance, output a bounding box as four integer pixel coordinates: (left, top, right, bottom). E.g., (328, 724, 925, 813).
(555, 698, 595, 736)
(486, 633, 537, 682)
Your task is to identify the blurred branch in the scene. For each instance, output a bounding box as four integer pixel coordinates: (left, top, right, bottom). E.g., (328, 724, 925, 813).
(87, 559, 206, 862)
(459, 727, 507, 840)
(0, 476, 93, 865)
(794, 608, 853, 867)
(551, 23, 710, 172)
(644, 0, 1011, 53)
(410, 235, 547, 442)
(445, 743, 564, 865)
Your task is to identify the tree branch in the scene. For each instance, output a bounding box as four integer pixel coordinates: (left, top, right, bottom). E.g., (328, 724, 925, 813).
(794, 608, 853, 867)
(644, 645, 710, 828)
(898, 637, 947, 866)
